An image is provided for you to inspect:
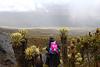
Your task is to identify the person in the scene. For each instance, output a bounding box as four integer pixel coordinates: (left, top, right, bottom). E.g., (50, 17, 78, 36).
(46, 37, 60, 67)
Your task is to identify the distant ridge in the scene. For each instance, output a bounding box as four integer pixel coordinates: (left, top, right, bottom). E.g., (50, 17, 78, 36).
(0, 26, 96, 30)
(0, 26, 96, 36)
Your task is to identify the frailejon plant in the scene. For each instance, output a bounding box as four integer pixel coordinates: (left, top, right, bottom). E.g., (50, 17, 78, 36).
(10, 29, 28, 67)
(10, 29, 28, 47)
(75, 28, 100, 67)
(10, 32, 23, 47)
(24, 45, 43, 67)
(75, 53, 83, 65)
(25, 45, 40, 60)
(67, 52, 83, 65)
(59, 27, 68, 44)
(59, 27, 69, 64)
(67, 40, 81, 67)
(18, 29, 28, 38)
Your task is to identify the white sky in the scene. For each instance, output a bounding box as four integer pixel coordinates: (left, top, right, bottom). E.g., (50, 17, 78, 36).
(0, 0, 36, 11)
(0, 0, 70, 11)
(0, 0, 100, 12)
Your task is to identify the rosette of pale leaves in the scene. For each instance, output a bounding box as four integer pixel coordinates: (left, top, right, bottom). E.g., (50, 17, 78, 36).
(75, 53, 82, 64)
(68, 53, 72, 58)
(59, 27, 69, 35)
(25, 45, 40, 60)
(10, 32, 23, 46)
(18, 29, 28, 38)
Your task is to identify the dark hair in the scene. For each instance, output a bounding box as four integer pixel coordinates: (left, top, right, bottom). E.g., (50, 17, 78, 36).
(48, 37, 55, 47)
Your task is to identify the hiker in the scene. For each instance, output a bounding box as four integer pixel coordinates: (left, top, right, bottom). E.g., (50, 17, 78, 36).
(46, 37, 60, 67)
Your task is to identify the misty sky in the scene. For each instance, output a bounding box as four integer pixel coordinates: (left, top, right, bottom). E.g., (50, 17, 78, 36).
(0, 0, 100, 28)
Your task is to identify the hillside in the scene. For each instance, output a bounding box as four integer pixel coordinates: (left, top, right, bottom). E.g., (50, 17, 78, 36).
(0, 27, 96, 37)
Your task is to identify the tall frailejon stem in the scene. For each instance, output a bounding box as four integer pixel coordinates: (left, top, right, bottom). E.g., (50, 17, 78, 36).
(59, 27, 69, 64)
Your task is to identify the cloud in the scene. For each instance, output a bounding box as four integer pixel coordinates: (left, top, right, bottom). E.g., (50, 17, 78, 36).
(0, 0, 36, 11)
(0, 0, 99, 27)
(0, 0, 71, 11)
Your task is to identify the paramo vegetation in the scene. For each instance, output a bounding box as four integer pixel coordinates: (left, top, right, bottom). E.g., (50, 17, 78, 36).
(10, 28, 100, 67)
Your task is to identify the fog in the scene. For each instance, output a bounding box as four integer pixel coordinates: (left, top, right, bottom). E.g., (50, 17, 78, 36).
(0, 0, 100, 28)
